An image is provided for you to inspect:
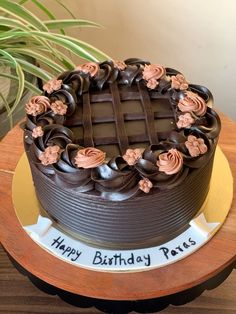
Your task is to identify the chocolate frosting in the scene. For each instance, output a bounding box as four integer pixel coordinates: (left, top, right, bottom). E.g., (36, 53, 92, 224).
(30, 153, 215, 248)
(24, 58, 221, 201)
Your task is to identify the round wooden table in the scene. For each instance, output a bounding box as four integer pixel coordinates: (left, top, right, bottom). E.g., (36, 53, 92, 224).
(0, 114, 235, 313)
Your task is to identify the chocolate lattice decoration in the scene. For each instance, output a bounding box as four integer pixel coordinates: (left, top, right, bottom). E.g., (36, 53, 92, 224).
(65, 80, 176, 156)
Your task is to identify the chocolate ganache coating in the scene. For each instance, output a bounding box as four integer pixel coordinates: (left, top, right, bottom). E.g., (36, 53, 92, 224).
(24, 58, 221, 248)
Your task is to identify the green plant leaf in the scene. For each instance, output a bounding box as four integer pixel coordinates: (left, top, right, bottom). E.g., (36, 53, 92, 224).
(19, 0, 78, 20)
(5, 47, 66, 73)
(0, 0, 109, 124)
(18, 0, 28, 5)
(54, 33, 111, 61)
(0, 25, 11, 32)
(30, 0, 57, 20)
(0, 0, 49, 32)
(0, 30, 110, 61)
(28, 31, 103, 61)
(54, 0, 77, 19)
(29, 0, 66, 35)
(44, 19, 102, 30)
(0, 91, 13, 128)
(0, 29, 74, 68)
(38, 47, 76, 69)
(15, 58, 53, 81)
(0, 16, 31, 31)
(0, 18, 63, 62)
(0, 72, 41, 94)
(0, 49, 25, 115)
(10, 64, 25, 115)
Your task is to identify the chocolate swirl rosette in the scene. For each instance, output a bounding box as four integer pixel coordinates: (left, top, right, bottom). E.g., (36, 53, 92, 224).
(92, 156, 141, 201)
(93, 60, 119, 89)
(30, 125, 74, 174)
(57, 70, 90, 97)
(195, 107, 221, 139)
(24, 96, 65, 145)
(185, 84, 220, 139)
(53, 144, 94, 192)
(134, 144, 189, 190)
(42, 75, 78, 117)
(118, 58, 148, 85)
(47, 84, 77, 117)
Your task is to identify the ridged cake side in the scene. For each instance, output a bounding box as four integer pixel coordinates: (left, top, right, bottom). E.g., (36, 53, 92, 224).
(30, 145, 215, 249)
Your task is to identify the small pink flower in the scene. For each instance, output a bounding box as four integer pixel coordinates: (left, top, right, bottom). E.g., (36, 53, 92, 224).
(171, 74, 189, 90)
(185, 135, 208, 157)
(139, 178, 153, 193)
(50, 100, 67, 115)
(123, 148, 143, 165)
(39, 145, 61, 166)
(146, 78, 158, 89)
(32, 126, 44, 138)
(113, 60, 127, 70)
(76, 62, 99, 77)
(176, 113, 195, 129)
(142, 64, 166, 81)
(43, 78, 62, 94)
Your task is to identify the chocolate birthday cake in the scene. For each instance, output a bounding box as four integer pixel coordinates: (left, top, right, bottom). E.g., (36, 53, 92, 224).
(24, 58, 221, 249)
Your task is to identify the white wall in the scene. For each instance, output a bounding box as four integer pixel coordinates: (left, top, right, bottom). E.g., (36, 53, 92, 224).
(29, 0, 236, 120)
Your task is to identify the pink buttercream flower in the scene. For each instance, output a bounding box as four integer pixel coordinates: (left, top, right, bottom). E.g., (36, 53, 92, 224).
(76, 62, 99, 77)
(176, 113, 195, 129)
(43, 78, 62, 94)
(185, 135, 208, 157)
(39, 145, 61, 166)
(171, 74, 189, 90)
(74, 147, 106, 169)
(50, 100, 68, 115)
(146, 78, 159, 89)
(142, 64, 166, 81)
(156, 148, 183, 175)
(123, 148, 143, 166)
(25, 96, 50, 116)
(139, 178, 153, 193)
(178, 91, 207, 116)
(113, 60, 127, 71)
(32, 126, 44, 138)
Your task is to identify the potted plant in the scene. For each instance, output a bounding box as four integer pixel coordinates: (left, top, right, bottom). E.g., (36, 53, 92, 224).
(0, 0, 109, 137)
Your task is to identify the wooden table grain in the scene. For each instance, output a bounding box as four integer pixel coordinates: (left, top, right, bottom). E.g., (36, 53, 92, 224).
(0, 114, 235, 313)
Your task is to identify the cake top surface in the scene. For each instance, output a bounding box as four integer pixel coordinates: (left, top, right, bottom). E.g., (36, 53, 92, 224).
(24, 58, 221, 201)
